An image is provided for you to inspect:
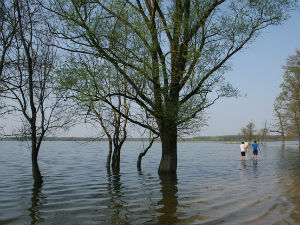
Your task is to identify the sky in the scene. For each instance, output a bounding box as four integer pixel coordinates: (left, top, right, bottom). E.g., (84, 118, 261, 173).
(198, 8, 300, 137)
(2, 6, 299, 138)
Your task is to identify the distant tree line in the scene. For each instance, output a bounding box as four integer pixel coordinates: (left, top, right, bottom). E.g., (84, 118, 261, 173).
(2, 134, 297, 142)
(0, 0, 297, 183)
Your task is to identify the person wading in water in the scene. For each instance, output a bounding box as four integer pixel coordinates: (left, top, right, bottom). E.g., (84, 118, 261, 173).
(240, 142, 247, 160)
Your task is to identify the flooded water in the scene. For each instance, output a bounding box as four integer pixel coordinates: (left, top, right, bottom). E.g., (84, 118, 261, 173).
(0, 141, 299, 225)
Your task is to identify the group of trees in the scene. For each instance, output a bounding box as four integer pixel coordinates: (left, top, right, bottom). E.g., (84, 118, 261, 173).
(240, 121, 268, 143)
(0, 0, 297, 183)
(272, 50, 300, 148)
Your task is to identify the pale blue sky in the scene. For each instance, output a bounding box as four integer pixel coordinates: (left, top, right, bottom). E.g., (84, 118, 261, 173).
(199, 8, 300, 136)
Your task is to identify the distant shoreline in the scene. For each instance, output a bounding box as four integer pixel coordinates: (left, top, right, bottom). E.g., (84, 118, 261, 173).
(1, 135, 298, 142)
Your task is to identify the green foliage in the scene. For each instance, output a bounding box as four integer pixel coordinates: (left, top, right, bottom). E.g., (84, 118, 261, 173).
(274, 50, 300, 138)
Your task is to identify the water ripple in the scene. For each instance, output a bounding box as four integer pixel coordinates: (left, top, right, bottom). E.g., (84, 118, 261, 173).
(0, 141, 299, 225)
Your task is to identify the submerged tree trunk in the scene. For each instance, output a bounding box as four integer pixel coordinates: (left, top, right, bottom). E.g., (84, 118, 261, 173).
(111, 146, 121, 172)
(32, 149, 43, 184)
(137, 136, 156, 171)
(158, 123, 177, 174)
(281, 132, 285, 146)
(298, 134, 300, 151)
(31, 120, 43, 183)
(106, 139, 113, 172)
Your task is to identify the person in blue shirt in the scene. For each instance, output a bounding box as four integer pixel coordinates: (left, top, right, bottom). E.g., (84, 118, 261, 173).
(252, 141, 260, 159)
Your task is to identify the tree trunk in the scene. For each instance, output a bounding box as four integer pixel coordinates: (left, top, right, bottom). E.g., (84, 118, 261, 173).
(137, 137, 156, 171)
(281, 133, 285, 146)
(111, 146, 121, 172)
(32, 149, 43, 184)
(31, 122, 43, 184)
(137, 149, 151, 171)
(298, 134, 300, 151)
(106, 139, 113, 172)
(137, 152, 145, 172)
(158, 123, 177, 174)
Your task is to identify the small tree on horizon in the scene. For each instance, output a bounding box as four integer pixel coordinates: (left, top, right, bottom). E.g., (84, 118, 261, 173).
(258, 121, 269, 144)
(240, 122, 256, 142)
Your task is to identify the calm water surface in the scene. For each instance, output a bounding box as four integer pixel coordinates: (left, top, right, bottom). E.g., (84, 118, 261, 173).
(0, 141, 299, 225)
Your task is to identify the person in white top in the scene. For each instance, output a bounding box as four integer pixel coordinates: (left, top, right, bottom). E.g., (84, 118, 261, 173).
(240, 141, 247, 160)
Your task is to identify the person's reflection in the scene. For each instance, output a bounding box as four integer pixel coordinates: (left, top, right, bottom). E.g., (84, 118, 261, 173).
(238, 160, 248, 179)
(106, 170, 129, 224)
(252, 159, 258, 178)
(28, 182, 46, 224)
(240, 160, 247, 170)
(157, 174, 179, 225)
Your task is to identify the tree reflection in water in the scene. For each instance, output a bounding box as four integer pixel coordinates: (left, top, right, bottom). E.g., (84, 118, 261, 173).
(277, 145, 300, 224)
(106, 170, 130, 225)
(28, 182, 46, 225)
(157, 174, 178, 225)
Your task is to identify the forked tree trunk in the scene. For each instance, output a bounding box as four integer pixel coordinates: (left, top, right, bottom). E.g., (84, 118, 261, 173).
(158, 123, 177, 174)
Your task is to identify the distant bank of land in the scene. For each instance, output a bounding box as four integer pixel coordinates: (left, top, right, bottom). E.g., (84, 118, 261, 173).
(1, 135, 298, 142)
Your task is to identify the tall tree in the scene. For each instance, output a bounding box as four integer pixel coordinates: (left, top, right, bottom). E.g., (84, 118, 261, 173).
(47, 0, 297, 174)
(271, 97, 287, 145)
(0, 0, 72, 183)
(273, 50, 300, 149)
